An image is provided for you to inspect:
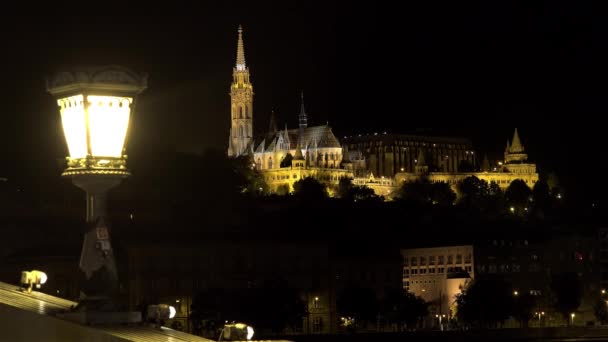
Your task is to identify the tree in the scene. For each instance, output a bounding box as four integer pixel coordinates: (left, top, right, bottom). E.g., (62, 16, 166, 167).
(293, 177, 328, 200)
(232, 155, 269, 196)
(594, 298, 608, 325)
(487, 181, 505, 212)
(505, 179, 532, 209)
(457, 176, 489, 209)
(337, 177, 381, 202)
(276, 184, 290, 196)
(280, 153, 293, 168)
(455, 275, 513, 328)
(337, 177, 353, 199)
(337, 286, 379, 330)
(512, 293, 537, 328)
(380, 290, 428, 330)
(430, 181, 456, 207)
(551, 272, 582, 324)
(397, 179, 432, 205)
(532, 180, 552, 214)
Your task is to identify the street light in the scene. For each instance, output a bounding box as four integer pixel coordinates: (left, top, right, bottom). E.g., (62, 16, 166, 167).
(47, 67, 147, 314)
(570, 313, 575, 326)
(435, 314, 446, 331)
(535, 311, 545, 327)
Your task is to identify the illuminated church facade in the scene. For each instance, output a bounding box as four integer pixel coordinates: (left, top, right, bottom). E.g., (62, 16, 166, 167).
(226, 26, 352, 193)
(226, 27, 538, 197)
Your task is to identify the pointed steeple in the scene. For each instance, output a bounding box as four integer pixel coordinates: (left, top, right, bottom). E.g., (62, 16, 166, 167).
(481, 154, 490, 172)
(505, 140, 511, 152)
(298, 90, 308, 129)
(236, 25, 246, 71)
(415, 149, 428, 175)
(509, 128, 524, 153)
(268, 109, 277, 134)
(417, 149, 426, 166)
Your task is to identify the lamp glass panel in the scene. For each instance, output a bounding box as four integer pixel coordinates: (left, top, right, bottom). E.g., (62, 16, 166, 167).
(87, 95, 132, 157)
(59, 95, 87, 158)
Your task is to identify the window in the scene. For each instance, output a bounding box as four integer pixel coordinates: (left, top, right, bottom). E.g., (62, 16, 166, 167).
(438, 267, 444, 273)
(420, 257, 426, 266)
(404, 257, 409, 266)
(456, 255, 462, 264)
(420, 269, 427, 274)
(429, 256, 436, 265)
(412, 269, 418, 275)
(465, 266, 472, 273)
(489, 264, 497, 273)
(403, 268, 409, 276)
(411, 257, 418, 266)
(447, 255, 453, 264)
(513, 264, 521, 272)
(438, 256, 444, 265)
(429, 268, 436, 274)
(465, 253, 472, 263)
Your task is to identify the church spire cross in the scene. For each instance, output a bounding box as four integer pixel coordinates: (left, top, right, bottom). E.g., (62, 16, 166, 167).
(236, 25, 246, 71)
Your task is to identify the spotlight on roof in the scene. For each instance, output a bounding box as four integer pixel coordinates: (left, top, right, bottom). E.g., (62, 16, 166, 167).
(221, 322, 255, 340)
(20, 270, 47, 293)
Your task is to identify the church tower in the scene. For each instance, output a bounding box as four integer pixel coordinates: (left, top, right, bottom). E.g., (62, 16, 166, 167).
(228, 25, 254, 157)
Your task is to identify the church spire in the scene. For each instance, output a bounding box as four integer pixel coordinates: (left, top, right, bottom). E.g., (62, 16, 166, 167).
(268, 109, 277, 134)
(236, 25, 246, 71)
(510, 128, 524, 153)
(298, 90, 308, 129)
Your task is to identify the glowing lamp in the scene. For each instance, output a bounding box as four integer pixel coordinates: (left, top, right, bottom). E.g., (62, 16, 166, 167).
(47, 67, 147, 177)
(21, 270, 48, 293)
(46, 67, 147, 314)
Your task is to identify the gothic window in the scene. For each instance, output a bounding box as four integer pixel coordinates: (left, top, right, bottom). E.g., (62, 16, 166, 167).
(256, 158, 261, 170)
(268, 157, 273, 169)
(239, 125, 244, 137)
(239, 106, 243, 118)
(245, 104, 249, 117)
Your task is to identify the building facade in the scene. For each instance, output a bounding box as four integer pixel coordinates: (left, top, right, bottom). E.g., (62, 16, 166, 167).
(354, 129, 539, 198)
(401, 245, 474, 325)
(225, 27, 538, 197)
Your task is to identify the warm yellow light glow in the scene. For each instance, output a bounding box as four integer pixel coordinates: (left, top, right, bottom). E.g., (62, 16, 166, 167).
(513, 290, 518, 296)
(58, 95, 87, 158)
(87, 95, 132, 157)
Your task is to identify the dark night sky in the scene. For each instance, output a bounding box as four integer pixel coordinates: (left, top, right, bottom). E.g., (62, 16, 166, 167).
(0, 2, 605, 201)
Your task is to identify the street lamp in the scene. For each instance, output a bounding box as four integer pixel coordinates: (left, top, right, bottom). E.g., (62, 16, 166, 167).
(435, 314, 446, 331)
(570, 313, 575, 326)
(47, 67, 147, 315)
(535, 311, 545, 327)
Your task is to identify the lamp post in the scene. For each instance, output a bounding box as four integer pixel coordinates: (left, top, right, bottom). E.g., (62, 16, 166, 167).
(47, 67, 147, 315)
(570, 313, 575, 326)
(435, 314, 446, 331)
(535, 311, 544, 327)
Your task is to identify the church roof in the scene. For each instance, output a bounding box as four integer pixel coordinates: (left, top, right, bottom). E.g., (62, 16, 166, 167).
(253, 124, 341, 153)
(287, 125, 341, 149)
